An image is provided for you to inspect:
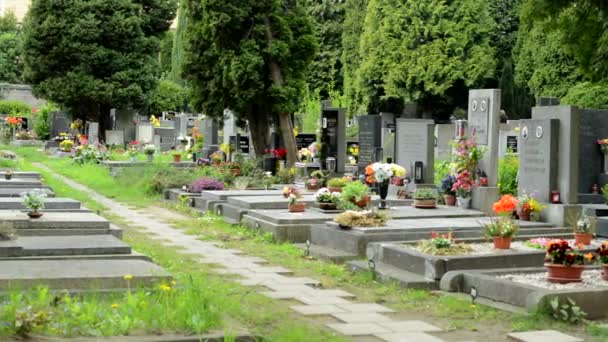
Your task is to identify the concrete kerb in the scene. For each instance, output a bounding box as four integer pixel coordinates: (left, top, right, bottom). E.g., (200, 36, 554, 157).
(440, 267, 608, 319)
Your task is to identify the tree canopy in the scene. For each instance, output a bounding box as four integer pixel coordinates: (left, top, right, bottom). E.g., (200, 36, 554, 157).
(0, 11, 23, 84)
(22, 0, 177, 130)
(182, 0, 317, 163)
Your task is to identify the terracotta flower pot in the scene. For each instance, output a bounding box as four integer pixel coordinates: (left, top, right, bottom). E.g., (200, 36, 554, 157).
(288, 203, 306, 213)
(306, 184, 320, 191)
(414, 198, 437, 209)
(328, 186, 343, 193)
(574, 233, 593, 245)
(172, 154, 181, 163)
(545, 263, 585, 284)
(351, 195, 370, 209)
(229, 168, 241, 176)
(317, 202, 337, 210)
(602, 264, 608, 281)
(493, 237, 512, 249)
(444, 195, 456, 206)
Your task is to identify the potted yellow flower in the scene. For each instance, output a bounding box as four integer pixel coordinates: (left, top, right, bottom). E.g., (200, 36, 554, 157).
(517, 193, 545, 221)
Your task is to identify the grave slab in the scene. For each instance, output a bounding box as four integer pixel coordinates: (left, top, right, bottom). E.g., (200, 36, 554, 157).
(0, 259, 170, 290)
(0, 179, 44, 188)
(0, 197, 80, 210)
(0, 235, 131, 257)
(0, 187, 55, 198)
(0, 211, 109, 230)
(0, 172, 41, 180)
(507, 330, 583, 342)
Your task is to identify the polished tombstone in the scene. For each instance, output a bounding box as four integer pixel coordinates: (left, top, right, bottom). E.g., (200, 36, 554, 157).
(394, 119, 434, 185)
(357, 115, 382, 173)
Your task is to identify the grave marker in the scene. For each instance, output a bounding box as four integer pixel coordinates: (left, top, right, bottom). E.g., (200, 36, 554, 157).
(518, 119, 559, 202)
(357, 115, 382, 172)
(50, 112, 70, 137)
(394, 119, 434, 184)
(468, 89, 501, 186)
(320, 107, 346, 173)
(105, 130, 124, 146)
(296, 134, 316, 150)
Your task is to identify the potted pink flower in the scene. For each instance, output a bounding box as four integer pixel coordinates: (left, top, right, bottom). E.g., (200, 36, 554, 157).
(452, 170, 474, 208)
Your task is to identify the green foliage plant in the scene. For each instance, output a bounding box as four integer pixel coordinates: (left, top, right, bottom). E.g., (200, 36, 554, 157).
(0, 11, 23, 83)
(340, 180, 370, 203)
(498, 152, 519, 195)
(548, 297, 587, 325)
(0, 100, 31, 116)
(147, 80, 187, 116)
(33, 103, 58, 140)
(414, 188, 437, 200)
(327, 177, 348, 188)
(415, 232, 474, 256)
(561, 82, 608, 110)
(21, 189, 46, 212)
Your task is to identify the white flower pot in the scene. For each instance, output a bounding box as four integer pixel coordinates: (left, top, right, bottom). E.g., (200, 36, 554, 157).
(456, 197, 471, 209)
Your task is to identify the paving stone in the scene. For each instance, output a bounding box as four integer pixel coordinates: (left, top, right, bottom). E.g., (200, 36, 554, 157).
(295, 296, 351, 305)
(264, 283, 315, 292)
(326, 322, 390, 336)
(307, 289, 356, 298)
(260, 291, 302, 299)
(331, 312, 392, 323)
(337, 303, 395, 313)
(507, 330, 583, 342)
(290, 304, 347, 315)
(272, 276, 320, 285)
(374, 332, 445, 342)
(378, 321, 441, 333)
(248, 266, 291, 274)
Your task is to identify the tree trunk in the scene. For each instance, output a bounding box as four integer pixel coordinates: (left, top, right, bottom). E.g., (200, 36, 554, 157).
(263, 15, 297, 166)
(247, 110, 270, 156)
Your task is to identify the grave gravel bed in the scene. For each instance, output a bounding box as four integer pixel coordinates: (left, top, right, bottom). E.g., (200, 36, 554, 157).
(497, 270, 608, 290)
(410, 240, 604, 256)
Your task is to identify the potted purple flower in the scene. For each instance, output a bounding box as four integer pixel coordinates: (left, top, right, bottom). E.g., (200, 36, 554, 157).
(189, 178, 225, 193)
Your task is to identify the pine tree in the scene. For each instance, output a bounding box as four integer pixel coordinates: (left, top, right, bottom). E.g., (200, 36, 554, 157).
(182, 0, 317, 164)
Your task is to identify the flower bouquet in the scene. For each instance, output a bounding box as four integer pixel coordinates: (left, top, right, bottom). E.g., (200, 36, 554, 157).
(517, 192, 545, 221)
(452, 170, 474, 208)
(305, 178, 320, 191)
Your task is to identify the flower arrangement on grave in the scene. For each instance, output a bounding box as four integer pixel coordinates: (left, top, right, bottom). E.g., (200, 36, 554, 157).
(308, 142, 321, 159)
(334, 210, 388, 228)
(440, 174, 457, 206)
(59, 139, 74, 152)
(484, 195, 519, 249)
(189, 178, 225, 192)
(282, 187, 301, 199)
(516, 192, 545, 221)
(327, 177, 349, 192)
(365, 162, 406, 205)
(5, 116, 23, 128)
(142, 144, 156, 155)
(297, 147, 311, 162)
(286, 188, 305, 212)
(348, 144, 359, 157)
(15, 131, 36, 140)
(221, 161, 241, 176)
(76, 133, 88, 145)
(210, 151, 224, 165)
(524, 237, 552, 250)
(4, 169, 12, 180)
(597, 242, 608, 281)
(413, 188, 438, 208)
(305, 177, 320, 190)
(545, 239, 595, 283)
(150, 115, 161, 127)
(340, 180, 371, 210)
(416, 232, 473, 256)
(314, 187, 341, 210)
(452, 138, 484, 176)
(451, 170, 474, 208)
(597, 138, 608, 154)
(70, 119, 83, 131)
(310, 170, 329, 187)
(270, 148, 287, 160)
(572, 214, 596, 245)
(21, 189, 47, 219)
(172, 150, 182, 163)
(127, 141, 139, 157)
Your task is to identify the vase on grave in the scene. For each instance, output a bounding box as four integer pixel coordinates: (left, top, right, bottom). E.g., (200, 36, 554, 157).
(146, 154, 154, 162)
(456, 197, 471, 209)
(130, 156, 137, 162)
(378, 180, 390, 210)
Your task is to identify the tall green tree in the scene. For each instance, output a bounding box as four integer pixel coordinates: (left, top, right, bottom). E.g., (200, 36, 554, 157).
(341, 0, 369, 115)
(354, 0, 496, 118)
(305, 0, 345, 97)
(0, 11, 23, 84)
(522, 0, 608, 82)
(169, 0, 187, 85)
(182, 0, 317, 164)
(22, 0, 177, 134)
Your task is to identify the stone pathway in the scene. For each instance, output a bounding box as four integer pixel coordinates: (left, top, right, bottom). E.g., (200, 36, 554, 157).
(34, 163, 585, 342)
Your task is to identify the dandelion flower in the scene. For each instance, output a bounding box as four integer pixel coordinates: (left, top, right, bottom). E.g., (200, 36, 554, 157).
(111, 303, 120, 309)
(124, 274, 133, 281)
(160, 284, 172, 292)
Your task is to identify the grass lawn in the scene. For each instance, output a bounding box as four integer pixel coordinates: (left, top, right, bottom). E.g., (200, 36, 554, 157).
(5, 146, 608, 341)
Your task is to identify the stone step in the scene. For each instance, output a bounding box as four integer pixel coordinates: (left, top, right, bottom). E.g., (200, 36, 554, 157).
(294, 243, 358, 264)
(0, 197, 81, 210)
(0, 252, 151, 262)
(0, 179, 44, 188)
(18, 228, 113, 237)
(0, 172, 41, 180)
(348, 260, 438, 290)
(0, 258, 170, 291)
(0, 211, 110, 230)
(0, 187, 55, 197)
(0, 235, 132, 257)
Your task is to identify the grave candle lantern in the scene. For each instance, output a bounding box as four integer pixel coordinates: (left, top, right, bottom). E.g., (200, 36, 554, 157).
(480, 171, 488, 187)
(551, 190, 561, 204)
(455, 120, 467, 140)
(414, 161, 424, 184)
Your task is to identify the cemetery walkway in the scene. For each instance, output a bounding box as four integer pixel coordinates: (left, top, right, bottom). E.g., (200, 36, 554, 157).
(34, 163, 585, 342)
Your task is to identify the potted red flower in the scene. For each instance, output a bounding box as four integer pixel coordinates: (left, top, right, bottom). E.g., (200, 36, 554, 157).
(284, 187, 305, 212)
(597, 241, 608, 281)
(545, 239, 595, 284)
(484, 195, 519, 249)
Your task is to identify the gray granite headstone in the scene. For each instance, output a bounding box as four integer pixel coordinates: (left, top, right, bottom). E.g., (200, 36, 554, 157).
(136, 123, 154, 143)
(468, 89, 501, 186)
(199, 118, 218, 149)
(357, 115, 382, 172)
(153, 127, 177, 151)
(223, 109, 237, 145)
(86, 122, 99, 144)
(435, 124, 455, 161)
(518, 119, 559, 202)
(394, 119, 434, 183)
(105, 130, 125, 146)
(174, 113, 188, 138)
(50, 112, 70, 137)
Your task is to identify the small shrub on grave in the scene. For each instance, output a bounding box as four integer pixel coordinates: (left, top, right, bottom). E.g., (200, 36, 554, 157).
(275, 168, 295, 184)
(547, 297, 587, 324)
(334, 210, 388, 228)
(0, 222, 16, 240)
(415, 232, 473, 256)
(498, 152, 519, 195)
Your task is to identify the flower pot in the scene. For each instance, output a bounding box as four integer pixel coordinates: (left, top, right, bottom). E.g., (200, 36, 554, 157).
(444, 195, 456, 206)
(129, 156, 137, 162)
(146, 154, 154, 162)
(545, 263, 585, 284)
(351, 195, 370, 209)
(574, 233, 593, 245)
(517, 210, 530, 221)
(414, 198, 437, 209)
(4, 174, 12, 180)
(328, 186, 343, 193)
(288, 203, 306, 213)
(173, 154, 182, 163)
(317, 202, 337, 210)
(456, 197, 471, 209)
(493, 237, 512, 249)
(602, 264, 608, 281)
(27, 211, 43, 219)
(306, 184, 320, 191)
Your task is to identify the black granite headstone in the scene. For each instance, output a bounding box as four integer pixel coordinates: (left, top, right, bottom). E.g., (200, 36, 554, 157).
(296, 134, 316, 150)
(357, 115, 382, 172)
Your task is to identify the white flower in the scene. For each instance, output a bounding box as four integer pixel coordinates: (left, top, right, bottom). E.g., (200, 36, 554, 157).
(331, 192, 341, 198)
